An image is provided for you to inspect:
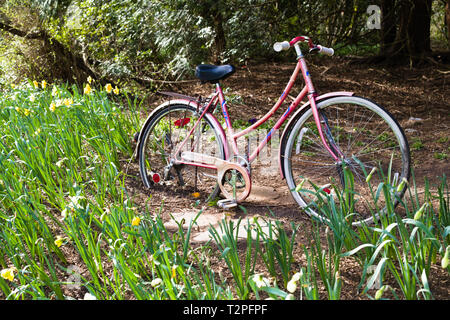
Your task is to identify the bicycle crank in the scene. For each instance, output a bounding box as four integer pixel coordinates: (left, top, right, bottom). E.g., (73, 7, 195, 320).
(180, 151, 252, 203)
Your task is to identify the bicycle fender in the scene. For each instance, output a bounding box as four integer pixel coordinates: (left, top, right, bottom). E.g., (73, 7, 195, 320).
(278, 92, 354, 179)
(136, 99, 229, 160)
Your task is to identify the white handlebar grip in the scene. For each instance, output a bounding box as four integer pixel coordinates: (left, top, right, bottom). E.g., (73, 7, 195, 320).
(318, 45, 334, 56)
(273, 41, 290, 52)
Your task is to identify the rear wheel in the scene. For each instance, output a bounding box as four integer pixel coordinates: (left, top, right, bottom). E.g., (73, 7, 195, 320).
(283, 96, 410, 225)
(137, 104, 225, 202)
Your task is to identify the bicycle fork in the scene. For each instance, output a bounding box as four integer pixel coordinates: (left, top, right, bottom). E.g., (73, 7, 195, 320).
(308, 93, 350, 190)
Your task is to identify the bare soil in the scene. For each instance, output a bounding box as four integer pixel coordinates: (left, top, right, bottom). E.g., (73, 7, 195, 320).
(125, 57, 450, 300)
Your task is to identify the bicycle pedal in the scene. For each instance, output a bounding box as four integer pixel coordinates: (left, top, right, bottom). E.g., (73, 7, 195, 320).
(217, 199, 238, 209)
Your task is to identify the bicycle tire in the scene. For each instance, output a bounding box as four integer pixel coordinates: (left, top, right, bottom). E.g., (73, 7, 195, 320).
(137, 103, 226, 202)
(282, 96, 410, 226)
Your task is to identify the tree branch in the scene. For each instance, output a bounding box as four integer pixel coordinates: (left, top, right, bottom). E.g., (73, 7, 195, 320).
(0, 21, 45, 39)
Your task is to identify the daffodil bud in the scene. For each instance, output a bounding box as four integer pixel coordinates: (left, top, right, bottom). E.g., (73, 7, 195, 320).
(295, 178, 307, 193)
(291, 271, 302, 282)
(413, 202, 428, 221)
(365, 167, 377, 183)
(396, 177, 408, 193)
(442, 246, 449, 269)
(375, 285, 386, 300)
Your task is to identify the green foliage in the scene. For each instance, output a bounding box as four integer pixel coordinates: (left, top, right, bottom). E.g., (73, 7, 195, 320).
(0, 0, 388, 86)
(1, 0, 448, 86)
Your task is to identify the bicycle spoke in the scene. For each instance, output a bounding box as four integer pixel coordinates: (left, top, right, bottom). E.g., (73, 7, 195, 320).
(139, 105, 224, 201)
(284, 98, 410, 226)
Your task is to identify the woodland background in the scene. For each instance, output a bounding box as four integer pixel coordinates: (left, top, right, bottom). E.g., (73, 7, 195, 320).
(0, 0, 449, 90)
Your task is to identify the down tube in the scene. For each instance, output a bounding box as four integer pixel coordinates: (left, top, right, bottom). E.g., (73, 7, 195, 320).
(248, 86, 308, 163)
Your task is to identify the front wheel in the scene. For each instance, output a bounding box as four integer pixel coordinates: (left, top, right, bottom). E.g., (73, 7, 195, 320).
(283, 96, 410, 226)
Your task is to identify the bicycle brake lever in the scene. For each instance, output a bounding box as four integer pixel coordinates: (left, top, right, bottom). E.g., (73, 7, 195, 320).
(308, 46, 320, 54)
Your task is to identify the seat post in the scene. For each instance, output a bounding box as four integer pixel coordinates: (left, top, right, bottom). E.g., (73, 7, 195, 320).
(215, 81, 239, 155)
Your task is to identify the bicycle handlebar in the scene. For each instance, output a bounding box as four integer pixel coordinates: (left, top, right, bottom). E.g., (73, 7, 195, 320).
(273, 36, 334, 56)
(316, 45, 334, 56)
(273, 41, 290, 52)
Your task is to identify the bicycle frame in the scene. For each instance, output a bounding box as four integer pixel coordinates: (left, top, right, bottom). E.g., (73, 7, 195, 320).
(137, 36, 409, 214)
(172, 49, 352, 173)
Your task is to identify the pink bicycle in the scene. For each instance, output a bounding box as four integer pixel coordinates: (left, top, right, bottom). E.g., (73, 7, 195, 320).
(136, 35, 410, 225)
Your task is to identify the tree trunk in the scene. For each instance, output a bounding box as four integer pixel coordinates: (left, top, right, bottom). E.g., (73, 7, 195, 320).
(381, 0, 432, 64)
(380, 0, 397, 56)
(213, 10, 226, 64)
(407, 0, 432, 54)
(446, 0, 450, 47)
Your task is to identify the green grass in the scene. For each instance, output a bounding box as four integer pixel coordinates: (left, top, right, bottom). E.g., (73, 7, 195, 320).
(0, 81, 448, 300)
(411, 139, 424, 151)
(434, 152, 448, 160)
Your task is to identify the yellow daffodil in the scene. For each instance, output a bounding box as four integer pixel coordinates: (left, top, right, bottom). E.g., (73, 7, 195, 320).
(52, 86, 58, 96)
(1, 267, 17, 282)
(33, 80, 39, 88)
(113, 86, 119, 95)
(23, 108, 31, 116)
(87, 76, 93, 84)
(11, 84, 15, 89)
(131, 216, 141, 226)
(69, 195, 85, 210)
(49, 102, 56, 112)
(54, 235, 66, 248)
(171, 265, 178, 279)
(84, 84, 92, 95)
(286, 279, 298, 293)
(105, 83, 112, 93)
(252, 274, 270, 288)
(41, 80, 47, 89)
(63, 98, 73, 106)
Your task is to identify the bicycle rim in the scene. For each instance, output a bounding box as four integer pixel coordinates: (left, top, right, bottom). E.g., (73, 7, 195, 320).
(284, 96, 410, 226)
(138, 104, 225, 202)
